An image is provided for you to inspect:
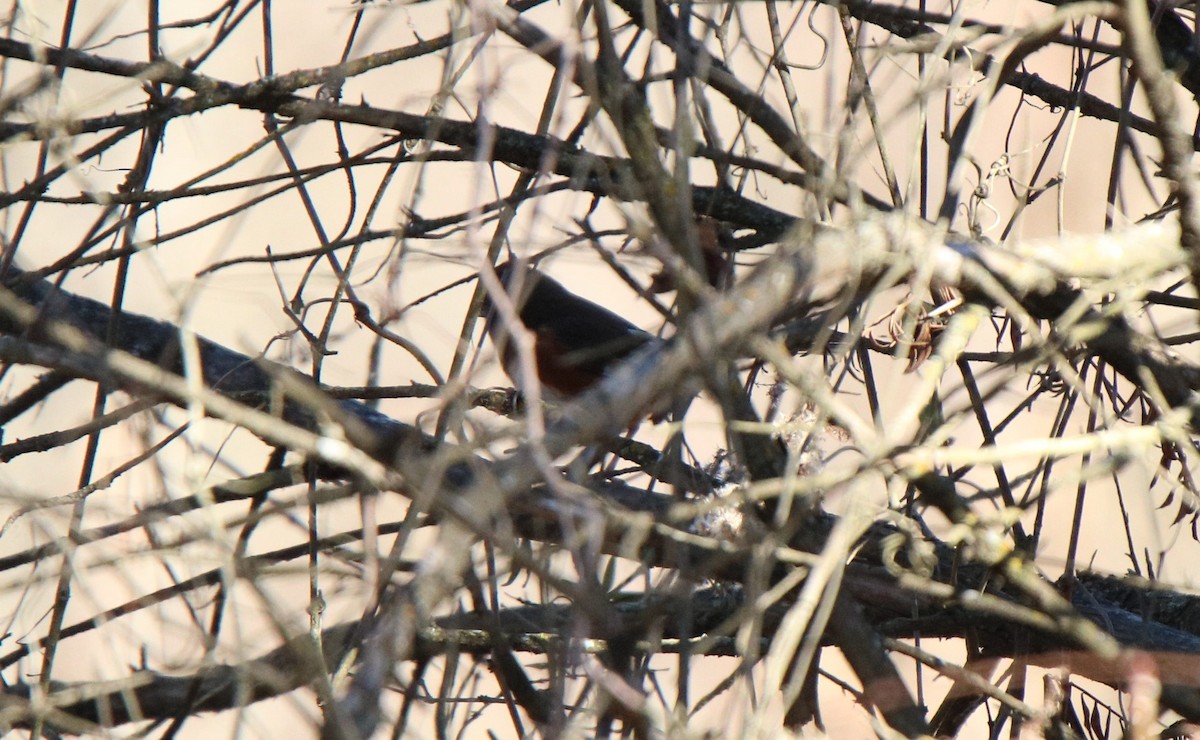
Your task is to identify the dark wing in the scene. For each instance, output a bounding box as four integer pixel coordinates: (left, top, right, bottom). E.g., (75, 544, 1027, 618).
(538, 314, 655, 376)
(484, 261, 659, 393)
(518, 274, 657, 376)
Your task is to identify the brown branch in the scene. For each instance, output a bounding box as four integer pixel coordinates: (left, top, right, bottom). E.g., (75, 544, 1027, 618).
(11, 563, 1200, 733)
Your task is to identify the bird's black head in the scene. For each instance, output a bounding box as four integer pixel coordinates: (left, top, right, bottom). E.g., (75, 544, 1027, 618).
(481, 260, 562, 331)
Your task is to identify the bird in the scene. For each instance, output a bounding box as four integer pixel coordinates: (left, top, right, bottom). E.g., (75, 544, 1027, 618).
(483, 260, 659, 399)
(482, 260, 723, 496)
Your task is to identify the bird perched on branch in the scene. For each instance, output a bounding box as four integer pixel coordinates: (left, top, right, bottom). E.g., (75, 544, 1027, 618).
(483, 260, 659, 398)
(482, 258, 769, 499)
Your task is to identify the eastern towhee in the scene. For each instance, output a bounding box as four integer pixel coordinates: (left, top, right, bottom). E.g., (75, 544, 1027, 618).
(484, 261, 660, 399)
(481, 254, 786, 502)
